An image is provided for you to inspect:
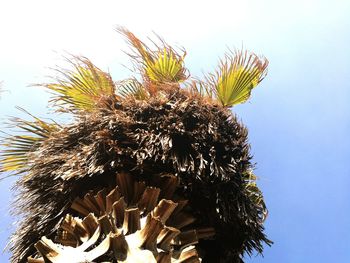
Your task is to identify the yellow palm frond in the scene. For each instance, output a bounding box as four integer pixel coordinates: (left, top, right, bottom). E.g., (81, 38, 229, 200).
(116, 78, 149, 100)
(118, 28, 187, 84)
(208, 50, 268, 107)
(145, 48, 186, 83)
(0, 109, 60, 174)
(44, 57, 117, 113)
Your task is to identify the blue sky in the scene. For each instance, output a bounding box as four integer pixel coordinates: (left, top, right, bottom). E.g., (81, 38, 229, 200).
(1, 0, 350, 262)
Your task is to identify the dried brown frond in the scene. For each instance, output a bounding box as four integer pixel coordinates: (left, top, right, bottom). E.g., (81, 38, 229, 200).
(3, 29, 271, 263)
(184, 80, 219, 106)
(9, 92, 270, 263)
(28, 172, 214, 262)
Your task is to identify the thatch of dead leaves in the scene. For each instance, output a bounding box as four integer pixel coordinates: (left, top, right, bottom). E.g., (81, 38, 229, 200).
(1, 28, 271, 263)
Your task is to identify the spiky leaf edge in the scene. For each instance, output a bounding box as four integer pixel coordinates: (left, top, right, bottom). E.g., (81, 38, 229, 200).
(41, 56, 118, 114)
(116, 78, 149, 100)
(118, 27, 188, 86)
(207, 49, 268, 107)
(0, 108, 60, 176)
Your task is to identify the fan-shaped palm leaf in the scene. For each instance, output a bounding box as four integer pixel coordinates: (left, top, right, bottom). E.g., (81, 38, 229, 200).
(118, 28, 187, 84)
(44, 57, 117, 113)
(116, 78, 149, 100)
(0, 109, 60, 174)
(208, 50, 268, 107)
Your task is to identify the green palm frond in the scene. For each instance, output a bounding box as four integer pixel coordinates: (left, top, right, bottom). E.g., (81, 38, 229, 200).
(243, 171, 267, 222)
(208, 50, 268, 107)
(145, 47, 187, 83)
(116, 78, 149, 100)
(0, 109, 60, 174)
(118, 28, 188, 84)
(44, 57, 117, 113)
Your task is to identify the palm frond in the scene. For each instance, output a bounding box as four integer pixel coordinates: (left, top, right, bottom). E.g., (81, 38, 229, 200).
(208, 50, 268, 107)
(145, 47, 187, 83)
(116, 78, 149, 100)
(118, 28, 188, 84)
(188, 79, 215, 99)
(0, 109, 60, 174)
(243, 171, 267, 222)
(43, 57, 117, 113)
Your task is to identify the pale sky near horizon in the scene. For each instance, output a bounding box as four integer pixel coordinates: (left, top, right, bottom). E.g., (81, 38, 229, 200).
(1, 0, 350, 262)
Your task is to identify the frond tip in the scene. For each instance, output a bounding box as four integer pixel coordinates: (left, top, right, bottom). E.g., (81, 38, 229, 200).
(44, 57, 117, 113)
(118, 28, 188, 84)
(0, 113, 60, 174)
(209, 50, 268, 107)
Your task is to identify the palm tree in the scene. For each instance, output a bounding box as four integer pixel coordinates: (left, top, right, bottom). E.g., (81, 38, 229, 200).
(0, 28, 271, 263)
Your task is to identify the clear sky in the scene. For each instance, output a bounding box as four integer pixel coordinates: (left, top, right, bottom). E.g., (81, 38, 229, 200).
(0, 0, 349, 262)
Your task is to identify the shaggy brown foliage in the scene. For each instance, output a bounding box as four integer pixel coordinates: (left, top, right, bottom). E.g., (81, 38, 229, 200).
(1, 30, 271, 263)
(9, 88, 270, 262)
